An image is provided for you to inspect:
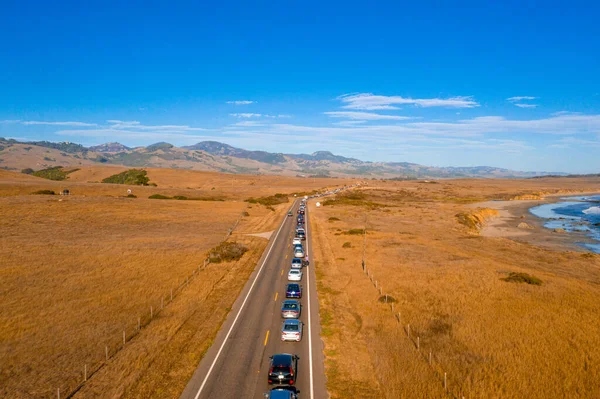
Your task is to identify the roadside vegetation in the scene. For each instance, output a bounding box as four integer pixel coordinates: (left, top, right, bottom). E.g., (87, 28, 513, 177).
(245, 193, 289, 206)
(501, 272, 543, 285)
(31, 189, 56, 195)
(208, 242, 248, 263)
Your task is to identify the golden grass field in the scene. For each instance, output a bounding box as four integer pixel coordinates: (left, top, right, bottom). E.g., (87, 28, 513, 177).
(0, 168, 352, 398)
(310, 177, 600, 398)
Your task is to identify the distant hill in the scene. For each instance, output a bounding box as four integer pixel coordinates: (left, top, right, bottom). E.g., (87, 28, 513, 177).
(89, 142, 131, 152)
(0, 138, 568, 178)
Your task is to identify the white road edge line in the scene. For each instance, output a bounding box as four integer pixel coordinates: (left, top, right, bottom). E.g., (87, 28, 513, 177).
(193, 201, 295, 399)
(306, 204, 315, 399)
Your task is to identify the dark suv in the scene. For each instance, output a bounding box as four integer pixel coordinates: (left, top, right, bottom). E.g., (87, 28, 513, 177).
(268, 354, 299, 385)
(286, 283, 302, 298)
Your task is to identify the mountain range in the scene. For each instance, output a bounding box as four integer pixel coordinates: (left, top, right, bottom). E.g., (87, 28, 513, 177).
(0, 137, 564, 178)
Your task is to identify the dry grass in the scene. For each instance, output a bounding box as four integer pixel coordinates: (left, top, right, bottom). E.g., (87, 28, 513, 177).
(0, 167, 343, 398)
(311, 178, 600, 398)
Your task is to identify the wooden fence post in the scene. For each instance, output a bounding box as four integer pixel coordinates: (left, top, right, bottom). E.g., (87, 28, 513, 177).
(105, 345, 108, 362)
(123, 330, 126, 345)
(84, 364, 87, 381)
(444, 372, 447, 391)
(407, 324, 410, 338)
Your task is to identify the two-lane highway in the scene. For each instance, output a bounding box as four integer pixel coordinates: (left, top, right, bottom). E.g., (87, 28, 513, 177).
(180, 199, 326, 399)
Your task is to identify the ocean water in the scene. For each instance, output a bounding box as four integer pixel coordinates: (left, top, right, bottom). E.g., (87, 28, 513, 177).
(529, 195, 600, 254)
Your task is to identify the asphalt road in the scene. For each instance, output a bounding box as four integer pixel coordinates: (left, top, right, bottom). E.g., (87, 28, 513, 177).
(180, 199, 327, 399)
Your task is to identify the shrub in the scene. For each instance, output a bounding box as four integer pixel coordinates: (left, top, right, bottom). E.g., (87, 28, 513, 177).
(149, 194, 171, 200)
(342, 242, 352, 248)
(32, 166, 71, 181)
(501, 272, 542, 286)
(328, 217, 341, 222)
(31, 190, 56, 195)
(173, 195, 188, 200)
(245, 193, 289, 206)
(242, 211, 250, 216)
(377, 295, 397, 303)
(21, 168, 34, 174)
(208, 242, 248, 263)
(126, 194, 137, 198)
(343, 229, 365, 235)
(102, 169, 150, 185)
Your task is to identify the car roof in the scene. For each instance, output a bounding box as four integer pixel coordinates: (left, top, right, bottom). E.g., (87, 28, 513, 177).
(289, 269, 301, 273)
(282, 299, 299, 305)
(287, 282, 300, 287)
(292, 257, 302, 261)
(283, 319, 301, 326)
(272, 353, 294, 364)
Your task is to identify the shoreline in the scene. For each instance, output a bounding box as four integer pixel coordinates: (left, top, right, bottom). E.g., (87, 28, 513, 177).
(472, 192, 600, 253)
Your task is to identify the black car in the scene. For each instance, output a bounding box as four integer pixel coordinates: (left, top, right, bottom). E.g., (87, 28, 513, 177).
(268, 354, 299, 385)
(286, 283, 302, 298)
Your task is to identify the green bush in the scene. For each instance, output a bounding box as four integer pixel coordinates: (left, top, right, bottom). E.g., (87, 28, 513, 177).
(102, 169, 150, 185)
(32, 166, 70, 181)
(342, 242, 352, 248)
(149, 194, 171, 200)
(328, 217, 341, 222)
(21, 168, 34, 174)
(173, 195, 188, 200)
(242, 211, 250, 216)
(208, 242, 248, 263)
(501, 272, 542, 286)
(343, 229, 365, 235)
(245, 193, 289, 206)
(31, 190, 56, 195)
(126, 194, 137, 198)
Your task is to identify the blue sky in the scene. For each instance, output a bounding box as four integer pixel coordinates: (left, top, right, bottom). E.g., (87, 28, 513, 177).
(1, 0, 599, 173)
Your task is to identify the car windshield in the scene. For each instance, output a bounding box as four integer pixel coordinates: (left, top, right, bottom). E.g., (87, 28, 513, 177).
(288, 285, 299, 290)
(283, 303, 298, 309)
(290, 270, 299, 274)
(284, 324, 299, 331)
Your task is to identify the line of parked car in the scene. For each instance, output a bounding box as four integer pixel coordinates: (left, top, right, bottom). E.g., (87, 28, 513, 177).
(266, 186, 360, 399)
(265, 199, 308, 399)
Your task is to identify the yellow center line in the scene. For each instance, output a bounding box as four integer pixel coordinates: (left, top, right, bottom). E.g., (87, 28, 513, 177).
(285, 254, 288, 259)
(264, 330, 270, 346)
(274, 292, 278, 301)
(281, 268, 284, 276)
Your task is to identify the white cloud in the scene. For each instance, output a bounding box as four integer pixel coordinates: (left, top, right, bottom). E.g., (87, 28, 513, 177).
(226, 100, 255, 105)
(513, 103, 538, 108)
(337, 93, 480, 110)
(0, 120, 21, 123)
(229, 113, 290, 119)
(507, 96, 537, 102)
(230, 113, 263, 118)
(106, 120, 205, 131)
(22, 121, 98, 127)
(324, 111, 412, 120)
(333, 120, 368, 126)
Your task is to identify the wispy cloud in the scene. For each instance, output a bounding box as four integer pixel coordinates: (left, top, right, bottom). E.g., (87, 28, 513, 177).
(226, 100, 255, 105)
(507, 96, 537, 101)
(332, 120, 368, 126)
(230, 113, 291, 119)
(230, 113, 263, 118)
(513, 103, 538, 108)
(106, 120, 205, 131)
(337, 93, 480, 110)
(507, 96, 538, 108)
(324, 111, 412, 121)
(0, 119, 21, 123)
(21, 121, 98, 127)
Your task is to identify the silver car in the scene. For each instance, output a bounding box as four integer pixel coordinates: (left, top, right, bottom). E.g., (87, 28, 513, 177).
(281, 300, 301, 319)
(281, 319, 303, 342)
(293, 246, 304, 258)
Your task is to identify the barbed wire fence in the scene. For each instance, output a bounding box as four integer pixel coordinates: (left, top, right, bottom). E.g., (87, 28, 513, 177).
(56, 207, 249, 399)
(360, 215, 466, 399)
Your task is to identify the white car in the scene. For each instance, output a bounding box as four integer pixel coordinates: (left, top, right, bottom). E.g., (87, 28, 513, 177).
(287, 269, 302, 281)
(294, 246, 304, 258)
(292, 237, 302, 246)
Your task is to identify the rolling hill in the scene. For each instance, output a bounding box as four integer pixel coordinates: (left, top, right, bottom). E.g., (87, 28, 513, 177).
(0, 137, 563, 178)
